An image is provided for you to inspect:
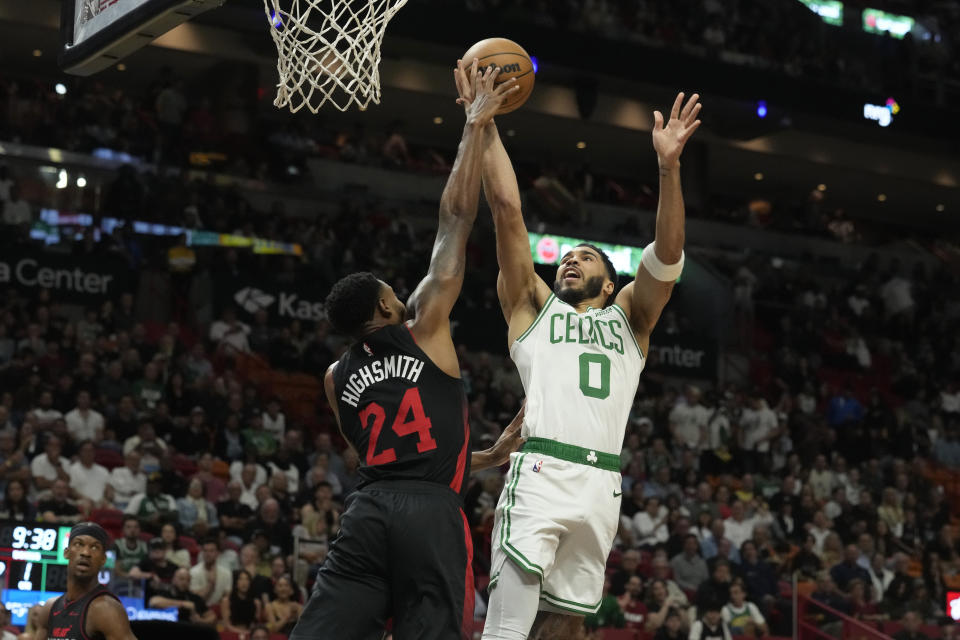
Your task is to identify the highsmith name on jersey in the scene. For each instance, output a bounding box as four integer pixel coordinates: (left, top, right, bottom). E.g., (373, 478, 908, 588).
(511, 293, 645, 455)
(339, 354, 425, 407)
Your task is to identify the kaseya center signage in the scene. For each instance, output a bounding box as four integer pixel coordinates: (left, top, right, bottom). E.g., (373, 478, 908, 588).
(217, 276, 325, 326)
(0, 250, 128, 302)
(648, 333, 717, 379)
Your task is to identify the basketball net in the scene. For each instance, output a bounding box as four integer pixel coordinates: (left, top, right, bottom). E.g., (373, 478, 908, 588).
(263, 0, 408, 113)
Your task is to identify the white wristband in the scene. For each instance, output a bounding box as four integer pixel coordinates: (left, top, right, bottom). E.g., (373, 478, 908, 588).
(641, 242, 684, 281)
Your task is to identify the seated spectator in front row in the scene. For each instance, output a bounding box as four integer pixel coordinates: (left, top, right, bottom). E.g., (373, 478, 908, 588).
(129, 537, 178, 587)
(149, 567, 216, 625)
(721, 580, 767, 637)
(689, 603, 732, 640)
(222, 570, 262, 633)
(892, 611, 926, 640)
(654, 609, 685, 640)
(618, 576, 648, 630)
(189, 538, 232, 607)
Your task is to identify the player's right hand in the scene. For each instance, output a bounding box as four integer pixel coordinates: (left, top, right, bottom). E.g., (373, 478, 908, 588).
(457, 58, 519, 126)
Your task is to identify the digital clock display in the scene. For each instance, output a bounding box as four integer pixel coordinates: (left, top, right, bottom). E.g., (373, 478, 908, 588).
(0, 521, 115, 625)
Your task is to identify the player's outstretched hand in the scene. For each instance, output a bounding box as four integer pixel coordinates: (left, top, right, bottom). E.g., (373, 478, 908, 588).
(489, 403, 526, 466)
(652, 92, 702, 170)
(455, 58, 519, 125)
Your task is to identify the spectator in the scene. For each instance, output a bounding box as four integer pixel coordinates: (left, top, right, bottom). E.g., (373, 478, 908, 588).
(123, 421, 168, 472)
(893, 610, 925, 640)
(114, 515, 149, 578)
(0, 429, 29, 494)
(110, 450, 146, 509)
(633, 497, 669, 549)
(867, 552, 893, 603)
(722, 501, 755, 550)
(218, 481, 254, 543)
(191, 453, 226, 503)
(651, 554, 690, 609)
(189, 538, 232, 606)
(30, 435, 70, 491)
(263, 575, 302, 635)
(158, 522, 190, 568)
(618, 575, 648, 630)
(221, 570, 262, 633)
(739, 393, 777, 473)
(68, 440, 111, 503)
(177, 477, 219, 538)
(610, 549, 644, 596)
(1, 185, 31, 227)
(583, 577, 625, 630)
(789, 533, 823, 579)
(209, 308, 250, 354)
(246, 499, 291, 555)
(0, 479, 35, 521)
(701, 520, 739, 564)
(125, 473, 177, 533)
(808, 455, 835, 501)
(670, 386, 709, 451)
(262, 397, 286, 442)
(721, 580, 768, 637)
(645, 579, 684, 634)
(149, 567, 216, 625)
(64, 391, 105, 443)
(654, 609, 685, 640)
(689, 602, 733, 640)
(37, 479, 81, 524)
(696, 558, 733, 612)
(739, 540, 778, 606)
(877, 488, 905, 538)
(830, 544, 871, 591)
(671, 534, 709, 592)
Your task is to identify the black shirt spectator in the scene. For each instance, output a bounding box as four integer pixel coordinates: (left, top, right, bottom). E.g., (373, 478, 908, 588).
(36, 479, 80, 523)
(740, 542, 778, 603)
(830, 545, 872, 591)
(218, 483, 254, 538)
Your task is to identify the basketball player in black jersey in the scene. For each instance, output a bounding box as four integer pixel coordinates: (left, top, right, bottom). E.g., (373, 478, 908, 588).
(33, 523, 136, 640)
(289, 64, 521, 640)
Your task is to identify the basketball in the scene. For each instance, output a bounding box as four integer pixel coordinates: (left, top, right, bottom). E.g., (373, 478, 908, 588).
(461, 37, 535, 115)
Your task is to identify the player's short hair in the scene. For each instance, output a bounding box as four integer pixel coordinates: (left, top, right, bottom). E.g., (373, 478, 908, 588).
(324, 272, 383, 338)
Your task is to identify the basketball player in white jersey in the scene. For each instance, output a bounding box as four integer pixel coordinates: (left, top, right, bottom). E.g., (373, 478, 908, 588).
(456, 66, 702, 639)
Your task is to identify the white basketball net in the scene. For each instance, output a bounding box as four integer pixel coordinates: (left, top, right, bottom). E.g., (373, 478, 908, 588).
(263, 0, 408, 113)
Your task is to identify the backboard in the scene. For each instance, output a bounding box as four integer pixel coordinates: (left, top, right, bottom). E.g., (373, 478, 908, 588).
(60, 0, 225, 75)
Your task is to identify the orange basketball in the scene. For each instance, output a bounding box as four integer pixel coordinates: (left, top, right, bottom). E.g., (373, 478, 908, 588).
(461, 37, 535, 115)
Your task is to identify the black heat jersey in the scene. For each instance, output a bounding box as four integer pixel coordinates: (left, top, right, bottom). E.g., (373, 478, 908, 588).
(333, 323, 471, 495)
(47, 585, 119, 640)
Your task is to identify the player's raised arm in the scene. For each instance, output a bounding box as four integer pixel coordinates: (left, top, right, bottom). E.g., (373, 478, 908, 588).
(615, 92, 702, 351)
(407, 62, 518, 353)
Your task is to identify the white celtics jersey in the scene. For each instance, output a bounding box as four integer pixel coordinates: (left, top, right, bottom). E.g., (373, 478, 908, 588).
(510, 293, 645, 455)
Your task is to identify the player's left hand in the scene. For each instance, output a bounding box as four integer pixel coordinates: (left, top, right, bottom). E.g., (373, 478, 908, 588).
(489, 403, 526, 466)
(652, 92, 702, 170)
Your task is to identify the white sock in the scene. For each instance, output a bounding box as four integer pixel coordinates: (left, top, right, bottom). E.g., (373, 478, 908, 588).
(481, 560, 541, 640)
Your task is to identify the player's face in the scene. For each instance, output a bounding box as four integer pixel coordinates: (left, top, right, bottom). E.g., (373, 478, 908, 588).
(65, 535, 106, 579)
(378, 281, 407, 324)
(553, 248, 611, 307)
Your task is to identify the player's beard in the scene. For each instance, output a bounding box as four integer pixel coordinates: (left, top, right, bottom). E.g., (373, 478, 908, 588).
(554, 275, 604, 306)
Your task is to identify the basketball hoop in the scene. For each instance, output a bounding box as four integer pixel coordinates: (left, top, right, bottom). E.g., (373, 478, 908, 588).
(263, 0, 408, 113)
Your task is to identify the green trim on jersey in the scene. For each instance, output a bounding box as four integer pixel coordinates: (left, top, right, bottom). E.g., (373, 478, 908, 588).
(611, 304, 645, 359)
(541, 589, 603, 614)
(522, 437, 620, 472)
(500, 453, 545, 580)
(516, 294, 556, 343)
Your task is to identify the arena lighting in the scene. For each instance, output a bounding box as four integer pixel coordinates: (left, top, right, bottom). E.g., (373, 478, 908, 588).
(432, 116, 443, 124)
(863, 98, 899, 127)
(754, 172, 764, 181)
(76, 176, 87, 188)
(936, 204, 945, 212)
(54, 83, 67, 96)
(756, 101, 768, 118)
(116, 63, 126, 71)
(506, 129, 516, 137)
(862, 8, 914, 38)
(32, 49, 42, 57)
(576, 141, 587, 149)
(796, 0, 844, 26)
(817, 183, 827, 191)
(55, 170, 68, 189)
(529, 56, 539, 74)
(270, 10, 283, 29)
(877, 193, 887, 202)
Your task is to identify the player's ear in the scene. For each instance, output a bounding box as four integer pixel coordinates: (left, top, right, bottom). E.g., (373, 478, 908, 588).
(63, 545, 72, 560)
(603, 279, 615, 298)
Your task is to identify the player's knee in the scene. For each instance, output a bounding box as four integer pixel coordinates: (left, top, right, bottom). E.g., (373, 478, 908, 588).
(530, 612, 585, 640)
